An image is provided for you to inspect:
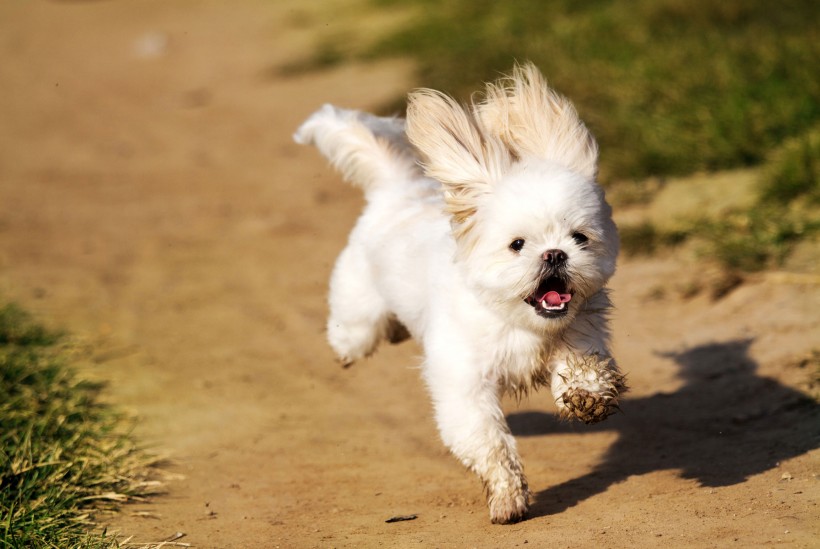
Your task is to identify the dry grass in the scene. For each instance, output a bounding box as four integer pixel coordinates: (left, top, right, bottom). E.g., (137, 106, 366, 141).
(0, 303, 162, 549)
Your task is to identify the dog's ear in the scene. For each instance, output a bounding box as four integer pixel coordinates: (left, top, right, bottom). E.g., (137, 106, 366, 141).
(479, 62, 598, 180)
(406, 89, 513, 224)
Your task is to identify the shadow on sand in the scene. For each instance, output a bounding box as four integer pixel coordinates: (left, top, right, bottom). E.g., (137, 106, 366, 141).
(507, 339, 820, 518)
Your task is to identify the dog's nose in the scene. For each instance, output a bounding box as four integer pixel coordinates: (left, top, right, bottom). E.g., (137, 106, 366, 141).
(542, 249, 567, 266)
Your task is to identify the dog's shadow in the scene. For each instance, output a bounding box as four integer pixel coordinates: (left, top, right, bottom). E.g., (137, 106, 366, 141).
(507, 339, 820, 518)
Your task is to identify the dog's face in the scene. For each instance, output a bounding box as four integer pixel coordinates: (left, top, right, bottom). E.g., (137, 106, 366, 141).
(405, 63, 618, 331)
(461, 160, 618, 331)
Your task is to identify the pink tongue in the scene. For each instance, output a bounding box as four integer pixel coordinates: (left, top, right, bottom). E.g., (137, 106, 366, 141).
(544, 291, 572, 306)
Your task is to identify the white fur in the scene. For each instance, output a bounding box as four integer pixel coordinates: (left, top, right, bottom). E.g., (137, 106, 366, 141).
(294, 63, 625, 524)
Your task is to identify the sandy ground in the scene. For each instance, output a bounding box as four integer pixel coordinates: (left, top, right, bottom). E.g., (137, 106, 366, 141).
(1, 1, 818, 547)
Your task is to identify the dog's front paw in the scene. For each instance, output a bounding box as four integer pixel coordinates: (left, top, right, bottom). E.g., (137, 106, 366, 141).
(553, 353, 627, 424)
(560, 387, 616, 424)
(487, 485, 529, 524)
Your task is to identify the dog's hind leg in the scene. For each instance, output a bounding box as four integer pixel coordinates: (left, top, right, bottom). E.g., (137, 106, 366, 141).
(424, 353, 530, 524)
(326, 245, 392, 367)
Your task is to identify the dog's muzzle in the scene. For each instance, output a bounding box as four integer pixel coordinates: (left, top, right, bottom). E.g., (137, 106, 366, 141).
(525, 249, 573, 318)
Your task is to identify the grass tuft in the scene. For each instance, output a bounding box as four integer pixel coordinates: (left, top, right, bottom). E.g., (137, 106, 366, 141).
(701, 128, 820, 273)
(759, 128, 820, 206)
(0, 304, 60, 347)
(619, 222, 689, 257)
(0, 303, 159, 548)
(699, 208, 811, 272)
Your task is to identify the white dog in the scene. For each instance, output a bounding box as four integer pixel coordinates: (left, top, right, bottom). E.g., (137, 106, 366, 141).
(294, 63, 626, 524)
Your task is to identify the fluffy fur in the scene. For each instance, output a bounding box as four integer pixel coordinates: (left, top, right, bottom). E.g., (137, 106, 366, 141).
(294, 63, 626, 524)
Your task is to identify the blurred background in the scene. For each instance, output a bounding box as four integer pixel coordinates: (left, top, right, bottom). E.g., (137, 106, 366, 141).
(288, 0, 820, 280)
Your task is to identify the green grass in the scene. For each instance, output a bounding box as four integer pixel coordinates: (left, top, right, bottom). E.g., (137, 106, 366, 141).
(619, 222, 689, 258)
(759, 128, 820, 206)
(699, 205, 813, 272)
(0, 303, 158, 549)
(618, 132, 820, 273)
(703, 131, 820, 272)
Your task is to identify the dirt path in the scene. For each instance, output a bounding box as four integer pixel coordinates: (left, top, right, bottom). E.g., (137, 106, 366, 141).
(1, 2, 818, 547)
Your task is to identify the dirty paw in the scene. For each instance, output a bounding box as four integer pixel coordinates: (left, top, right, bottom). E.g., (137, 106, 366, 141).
(560, 387, 618, 424)
(488, 490, 529, 525)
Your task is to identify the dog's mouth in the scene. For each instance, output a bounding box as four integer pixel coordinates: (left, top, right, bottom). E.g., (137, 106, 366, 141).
(525, 276, 573, 318)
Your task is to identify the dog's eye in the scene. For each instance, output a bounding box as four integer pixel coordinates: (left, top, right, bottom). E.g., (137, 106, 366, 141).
(509, 238, 525, 252)
(572, 232, 589, 246)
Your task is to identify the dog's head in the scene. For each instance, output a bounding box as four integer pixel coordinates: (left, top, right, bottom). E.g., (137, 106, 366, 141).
(406, 63, 618, 332)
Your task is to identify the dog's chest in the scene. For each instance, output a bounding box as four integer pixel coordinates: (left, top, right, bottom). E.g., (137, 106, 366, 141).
(491, 331, 553, 395)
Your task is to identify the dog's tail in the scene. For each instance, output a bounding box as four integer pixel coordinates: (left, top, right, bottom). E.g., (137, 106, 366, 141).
(293, 104, 419, 192)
